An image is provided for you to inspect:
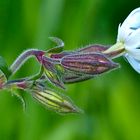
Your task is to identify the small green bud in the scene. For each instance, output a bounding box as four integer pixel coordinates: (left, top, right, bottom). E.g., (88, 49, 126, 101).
(32, 88, 81, 114)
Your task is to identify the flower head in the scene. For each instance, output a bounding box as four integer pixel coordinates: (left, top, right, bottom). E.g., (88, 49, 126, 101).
(118, 8, 140, 73)
(105, 8, 140, 73)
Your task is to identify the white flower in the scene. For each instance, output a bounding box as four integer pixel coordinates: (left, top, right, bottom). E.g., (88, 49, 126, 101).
(117, 7, 140, 73)
(105, 8, 140, 73)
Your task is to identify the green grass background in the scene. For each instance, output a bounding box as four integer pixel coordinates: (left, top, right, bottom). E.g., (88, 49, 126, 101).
(0, 0, 140, 140)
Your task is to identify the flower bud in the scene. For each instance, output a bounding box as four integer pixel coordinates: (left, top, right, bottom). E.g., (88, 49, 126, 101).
(62, 69, 94, 84)
(61, 53, 119, 75)
(77, 44, 108, 53)
(42, 56, 65, 89)
(50, 44, 108, 59)
(32, 88, 81, 114)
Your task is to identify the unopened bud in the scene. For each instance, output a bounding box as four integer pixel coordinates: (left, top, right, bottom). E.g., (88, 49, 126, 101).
(61, 53, 119, 75)
(50, 44, 108, 59)
(62, 69, 94, 84)
(77, 44, 108, 53)
(42, 56, 65, 89)
(32, 88, 81, 114)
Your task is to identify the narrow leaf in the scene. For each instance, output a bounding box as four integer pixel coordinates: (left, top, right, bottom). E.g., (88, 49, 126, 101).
(47, 37, 64, 53)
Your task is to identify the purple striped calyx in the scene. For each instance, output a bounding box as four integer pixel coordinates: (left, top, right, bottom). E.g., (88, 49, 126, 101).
(60, 52, 119, 75)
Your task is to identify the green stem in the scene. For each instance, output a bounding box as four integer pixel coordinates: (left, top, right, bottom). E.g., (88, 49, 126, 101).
(10, 49, 45, 75)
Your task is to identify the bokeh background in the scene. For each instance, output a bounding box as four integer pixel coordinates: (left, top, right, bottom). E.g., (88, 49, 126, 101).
(0, 0, 140, 140)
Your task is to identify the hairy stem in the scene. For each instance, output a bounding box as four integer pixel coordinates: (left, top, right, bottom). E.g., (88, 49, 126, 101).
(10, 49, 45, 75)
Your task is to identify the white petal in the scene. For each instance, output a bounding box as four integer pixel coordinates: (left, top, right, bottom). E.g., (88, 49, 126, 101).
(121, 8, 140, 32)
(118, 7, 140, 41)
(126, 47, 140, 60)
(125, 28, 140, 48)
(125, 54, 140, 73)
(118, 24, 133, 41)
(117, 24, 123, 42)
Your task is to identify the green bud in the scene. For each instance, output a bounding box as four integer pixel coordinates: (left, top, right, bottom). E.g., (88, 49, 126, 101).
(62, 69, 94, 84)
(42, 56, 65, 89)
(32, 88, 81, 114)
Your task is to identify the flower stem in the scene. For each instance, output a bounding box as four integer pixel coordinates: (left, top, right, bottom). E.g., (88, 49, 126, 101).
(10, 49, 45, 75)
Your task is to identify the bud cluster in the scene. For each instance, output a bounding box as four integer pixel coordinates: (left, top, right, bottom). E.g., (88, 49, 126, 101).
(0, 37, 121, 114)
(1, 7, 140, 114)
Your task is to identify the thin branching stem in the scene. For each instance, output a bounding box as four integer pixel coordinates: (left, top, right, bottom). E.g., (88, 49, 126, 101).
(10, 49, 45, 75)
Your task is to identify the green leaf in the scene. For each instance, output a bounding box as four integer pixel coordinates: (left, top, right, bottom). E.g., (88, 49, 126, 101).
(0, 56, 12, 79)
(47, 37, 64, 53)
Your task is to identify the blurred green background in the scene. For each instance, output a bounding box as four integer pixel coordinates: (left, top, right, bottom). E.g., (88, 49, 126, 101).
(0, 0, 140, 140)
